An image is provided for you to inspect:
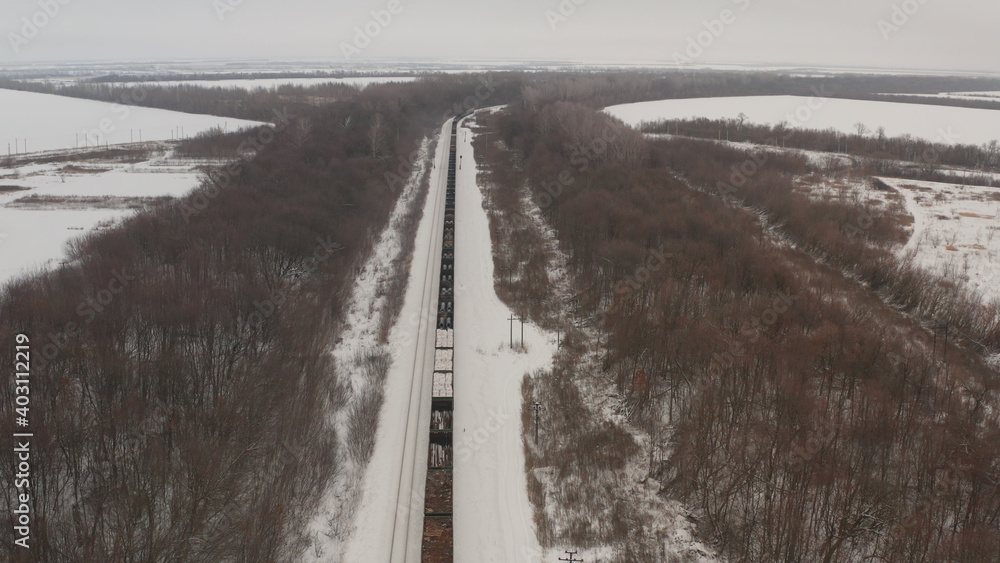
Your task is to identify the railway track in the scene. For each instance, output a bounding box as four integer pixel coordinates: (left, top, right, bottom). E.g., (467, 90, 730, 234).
(383, 113, 466, 563)
(419, 113, 467, 562)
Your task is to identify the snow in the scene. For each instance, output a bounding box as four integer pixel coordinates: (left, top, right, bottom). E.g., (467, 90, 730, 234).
(0, 88, 265, 154)
(123, 76, 418, 91)
(432, 373, 454, 398)
(452, 112, 554, 563)
(880, 177, 1000, 305)
(0, 145, 205, 288)
(302, 135, 435, 562)
(606, 96, 1000, 146)
(434, 349, 454, 371)
(0, 206, 120, 285)
(436, 329, 454, 348)
(336, 125, 447, 563)
(333, 111, 554, 562)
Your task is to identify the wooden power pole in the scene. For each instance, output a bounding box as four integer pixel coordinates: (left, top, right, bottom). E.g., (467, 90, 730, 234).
(532, 401, 545, 444)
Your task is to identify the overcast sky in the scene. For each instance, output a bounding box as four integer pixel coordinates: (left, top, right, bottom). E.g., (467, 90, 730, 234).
(2, 0, 997, 73)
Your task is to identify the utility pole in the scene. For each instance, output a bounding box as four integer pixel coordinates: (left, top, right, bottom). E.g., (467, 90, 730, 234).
(943, 322, 949, 368)
(520, 316, 525, 348)
(559, 550, 583, 562)
(532, 401, 545, 444)
(509, 314, 515, 349)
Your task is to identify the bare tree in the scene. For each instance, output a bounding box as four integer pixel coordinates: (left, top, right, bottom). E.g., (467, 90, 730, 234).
(368, 113, 388, 160)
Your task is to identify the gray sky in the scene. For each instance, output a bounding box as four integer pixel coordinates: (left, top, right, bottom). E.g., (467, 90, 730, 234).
(2, 0, 997, 73)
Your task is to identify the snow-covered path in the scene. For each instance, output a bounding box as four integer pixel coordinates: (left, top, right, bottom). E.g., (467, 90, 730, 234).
(452, 113, 553, 562)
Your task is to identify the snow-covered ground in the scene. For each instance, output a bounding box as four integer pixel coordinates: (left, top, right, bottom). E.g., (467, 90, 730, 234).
(123, 76, 418, 90)
(332, 111, 554, 562)
(0, 144, 204, 287)
(881, 177, 1000, 305)
(338, 122, 448, 563)
(452, 112, 553, 563)
(0, 88, 264, 153)
(303, 133, 435, 562)
(606, 96, 1000, 146)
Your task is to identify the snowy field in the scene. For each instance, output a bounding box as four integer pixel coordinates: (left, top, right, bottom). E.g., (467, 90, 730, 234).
(451, 112, 553, 563)
(123, 76, 418, 91)
(793, 172, 1000, 307)
(606, 96, 1000, 146)
(0, 88, 265, 154)
(880, 177, 1000, 305)
(0, 144, 206, 287)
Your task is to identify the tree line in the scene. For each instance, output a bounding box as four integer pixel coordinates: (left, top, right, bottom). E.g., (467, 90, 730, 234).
(643, 117, 1000, 181)
(481, 100, 999, 561)
(0, 75, 521, 561)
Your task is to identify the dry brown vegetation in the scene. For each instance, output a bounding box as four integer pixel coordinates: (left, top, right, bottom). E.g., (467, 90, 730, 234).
(478, 96, 1000, 562)
(0, 76, 521, 562)
(643, 117, 1000, 180)
(6, 195, 171, 210)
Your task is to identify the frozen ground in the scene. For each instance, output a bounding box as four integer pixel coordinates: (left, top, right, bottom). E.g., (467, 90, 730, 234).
(606, 96, 1000, 146)
(0, 144, 206, 287)
(452, 113, 553, 563)
(881, 177, 1000, 305)
(0, 88, 264, 153)
(303, 134, 434, 562)
(339, 122, 449, 563)
(791, 171, 1000, 307)
(338, 111, 553, 562)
